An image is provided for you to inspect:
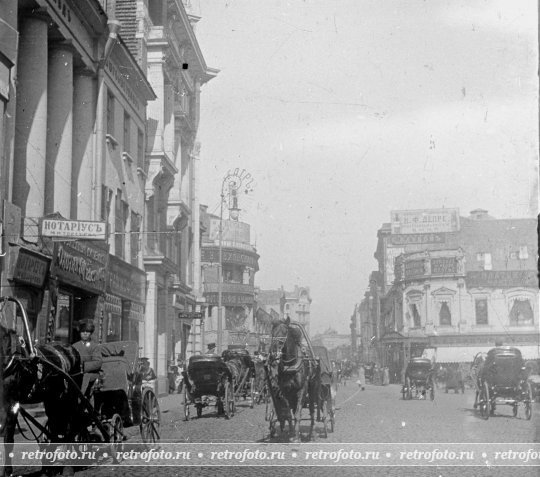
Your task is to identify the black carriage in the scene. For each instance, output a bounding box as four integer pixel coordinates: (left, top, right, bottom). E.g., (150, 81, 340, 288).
(222, 346, 256, 408)
(312, 345, 336, 436)
(477, 347, 533, 420)
(93, 341, 161, 446)
(402, 357, 435, 401)
(183, 354, 235, 419)
(0, 297, 160, 472)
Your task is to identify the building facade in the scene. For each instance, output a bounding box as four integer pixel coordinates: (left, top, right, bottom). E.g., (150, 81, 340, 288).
(115, 0, 217, 393)
(201, 208, 260, 353)
(366, 208, 539, 383)
(1, 1, 154, 352)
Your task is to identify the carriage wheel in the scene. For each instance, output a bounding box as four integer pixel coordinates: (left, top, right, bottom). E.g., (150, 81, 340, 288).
(184, 390, 190, 421)
(110, 414, 125, 460)
(524, 383, 533, 420)
(480, 381, 490, 420)
(140, 389, 161, 444)
(406, 377, 412, 400)
(249, 378, 255, 409)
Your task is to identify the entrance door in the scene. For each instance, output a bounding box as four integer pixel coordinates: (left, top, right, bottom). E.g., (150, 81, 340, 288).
(54, 291, 73, 345)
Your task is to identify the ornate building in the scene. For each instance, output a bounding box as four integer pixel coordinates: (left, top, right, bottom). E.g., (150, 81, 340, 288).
(200, 207, 260, 352)
(362, 208, 539, 383)
(116, 0, 217, 393)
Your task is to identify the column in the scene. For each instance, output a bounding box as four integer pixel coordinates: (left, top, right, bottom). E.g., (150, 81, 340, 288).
(163, 81, 174, 158)
(72, 69, 96, 219)
(424, 283, 433, 334)
(45, 43, 73, 217)
(144, 270, 158, 370)
(13, 16, 48, 218)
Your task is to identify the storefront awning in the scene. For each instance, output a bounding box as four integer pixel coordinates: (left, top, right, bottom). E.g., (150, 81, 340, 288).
(436, 345, 540, 363)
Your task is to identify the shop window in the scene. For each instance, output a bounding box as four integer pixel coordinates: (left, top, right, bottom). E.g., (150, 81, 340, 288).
(475, 298, 488, 325)
(439, 301, 451, 326)
(509, 299, 534, 326)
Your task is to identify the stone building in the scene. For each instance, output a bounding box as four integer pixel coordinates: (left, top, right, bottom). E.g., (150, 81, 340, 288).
(365, 208, 539, 383)
(115, 0, 217, 393)
(200, 207, 260, 353)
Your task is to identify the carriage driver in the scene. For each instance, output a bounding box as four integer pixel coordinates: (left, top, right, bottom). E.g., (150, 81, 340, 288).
(73, 319, 103, 397)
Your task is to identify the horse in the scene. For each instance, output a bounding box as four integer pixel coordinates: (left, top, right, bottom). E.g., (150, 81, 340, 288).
(265, 317, 317, 442)
(0, 320, 87, 477)
(222, 349, 255, 406)
(470, 352, 487, 409)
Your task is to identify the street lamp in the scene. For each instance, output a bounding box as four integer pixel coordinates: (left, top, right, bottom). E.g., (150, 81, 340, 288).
(217, 169, 253, 354)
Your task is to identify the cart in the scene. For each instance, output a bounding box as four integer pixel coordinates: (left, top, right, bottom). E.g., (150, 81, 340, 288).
(93, 341, 161, 446)
(477, 347, 533, 420)
(183, 354, 235, 419)
(222, 347, 256, 408)
(402, 357, 435, 401)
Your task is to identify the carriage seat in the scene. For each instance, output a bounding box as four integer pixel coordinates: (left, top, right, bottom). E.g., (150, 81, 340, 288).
(95, 342, 133, 393)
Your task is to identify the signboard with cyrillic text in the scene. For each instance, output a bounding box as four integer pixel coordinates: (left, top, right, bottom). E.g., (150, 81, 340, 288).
(41, 219, 107, 240)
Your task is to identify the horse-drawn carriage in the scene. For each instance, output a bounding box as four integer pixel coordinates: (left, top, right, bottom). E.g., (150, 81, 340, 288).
(183, 354, 235, 419)
(264, 317, 335, 441)
(474, 347, 533, 420)
(312, 345, 336, 436)
(222, 346, 256, 408)
(0, 297, 161, 474)
(401, 357, 435, 401)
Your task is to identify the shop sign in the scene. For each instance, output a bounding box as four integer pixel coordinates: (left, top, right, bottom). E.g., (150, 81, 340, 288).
(51, 241, 108, 293)
(404, 260, 425, 278)
(466, 270, 538, 289)
(431, 257, 457, 275)
(178, 312, 203, 320)
(390, 233, 446, 245)
(12, 248, 49, 287)
(42, 219, 106, 240)
(106, 255, 145, 302)
(391, 208, 460, 234)
(124, 301, 144, 322)
(201, 247, 259, 269)
(204, 292, 254, 306)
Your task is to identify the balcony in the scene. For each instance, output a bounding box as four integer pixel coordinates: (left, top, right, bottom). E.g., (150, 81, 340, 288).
(204, 282, 254, 294)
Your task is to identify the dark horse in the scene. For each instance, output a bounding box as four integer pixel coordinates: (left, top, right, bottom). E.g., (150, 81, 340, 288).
(266, 317, 317, 442)
(222, 350, 255, 408)
(0, 299, 87, 476)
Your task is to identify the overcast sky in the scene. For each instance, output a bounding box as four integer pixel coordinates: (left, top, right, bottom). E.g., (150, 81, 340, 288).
(192, 0, 538, 335)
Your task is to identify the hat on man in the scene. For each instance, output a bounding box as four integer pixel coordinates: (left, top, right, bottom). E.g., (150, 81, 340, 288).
(207, 342, 216, 351)
(78, 319, 95, 333)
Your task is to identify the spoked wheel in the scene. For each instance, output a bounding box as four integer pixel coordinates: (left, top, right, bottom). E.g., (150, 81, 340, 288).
(524, 382, 533, 420)
(184, 391, 190, 421)
(110, 414, 125, 461)
(480, 381, 490, 420)
(249, 378, 255, 409)
(140, 388, 161, 445)
(406, 377, 412, 400)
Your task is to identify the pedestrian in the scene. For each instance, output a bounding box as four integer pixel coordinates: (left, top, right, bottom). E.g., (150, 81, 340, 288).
(140, 357, 157, 386)
(383, 366, 390, 386)
(356, 363, 365, 391)
(72, 319, 102, 397)
(207, 342, 217, 354)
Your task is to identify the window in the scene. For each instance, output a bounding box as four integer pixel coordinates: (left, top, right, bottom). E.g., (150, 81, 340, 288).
(137, 128, 144, 169)
(475, 298, 488, 325)
(439, 301, 451, 326)
(123, 112, 131, 154)
(519, 246, 528, 260)
(107, 92, 115, 136)
(509, 299, 534, 326)
(410, 304, 421, 328)
(115, 191, 128, 259)
(130, 212, 140, 267)
(476, 252, 492, 270)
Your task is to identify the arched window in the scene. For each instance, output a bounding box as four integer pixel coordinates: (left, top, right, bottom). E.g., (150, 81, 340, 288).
(509, 299, 533, 326)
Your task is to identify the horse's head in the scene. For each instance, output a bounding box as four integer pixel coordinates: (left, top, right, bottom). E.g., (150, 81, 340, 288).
(270, 318, 302, 362)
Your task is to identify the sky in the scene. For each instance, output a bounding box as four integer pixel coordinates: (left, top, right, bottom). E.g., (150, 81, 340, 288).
(191, 0, 539, 335)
